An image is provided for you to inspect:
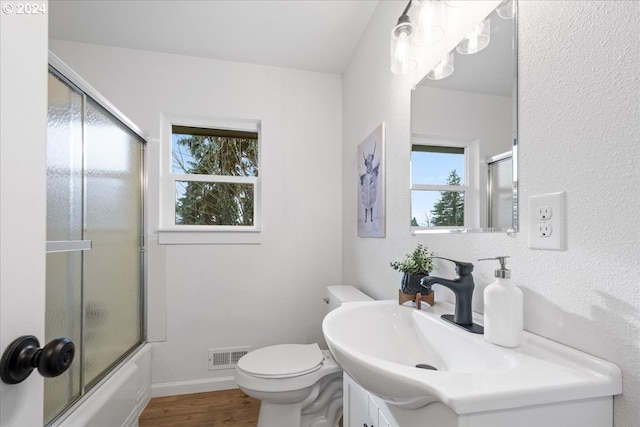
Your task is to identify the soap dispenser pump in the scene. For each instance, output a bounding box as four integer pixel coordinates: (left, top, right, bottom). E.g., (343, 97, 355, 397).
(479, 256, 523, 348)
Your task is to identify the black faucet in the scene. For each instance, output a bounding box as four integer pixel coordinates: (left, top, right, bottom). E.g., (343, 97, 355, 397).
(420, 257, 484, 334)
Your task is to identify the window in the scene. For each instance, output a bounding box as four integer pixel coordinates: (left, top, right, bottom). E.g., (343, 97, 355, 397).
(160, 116, 261, 243)
(411, 141, 468, 229)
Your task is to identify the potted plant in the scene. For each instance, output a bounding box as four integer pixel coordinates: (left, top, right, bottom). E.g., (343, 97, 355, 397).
(390, 244, 434, 295)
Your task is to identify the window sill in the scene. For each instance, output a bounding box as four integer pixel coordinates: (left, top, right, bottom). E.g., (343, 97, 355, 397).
(157, 229, 261, 245)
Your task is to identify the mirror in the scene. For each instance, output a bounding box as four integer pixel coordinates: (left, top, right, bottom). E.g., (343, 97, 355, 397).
(410, 3, 517, 233)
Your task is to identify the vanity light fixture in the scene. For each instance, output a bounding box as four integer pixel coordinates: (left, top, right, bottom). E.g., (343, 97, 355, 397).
(456, 16, 491, 55)
(426, 50, 454, 80)
(390, 0, 417, 75)
(391, 0, 455, 77)
(390, 0, 488, 77)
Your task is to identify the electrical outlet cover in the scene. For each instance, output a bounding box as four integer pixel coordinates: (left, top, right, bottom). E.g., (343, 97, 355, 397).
(529, 192, 565, 250)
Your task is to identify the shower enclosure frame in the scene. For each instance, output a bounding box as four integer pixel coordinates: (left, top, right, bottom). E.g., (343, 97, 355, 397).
(46, 52, 147, 426)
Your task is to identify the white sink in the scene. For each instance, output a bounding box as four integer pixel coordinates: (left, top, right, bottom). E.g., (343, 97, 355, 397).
(322, 300, 621, 414)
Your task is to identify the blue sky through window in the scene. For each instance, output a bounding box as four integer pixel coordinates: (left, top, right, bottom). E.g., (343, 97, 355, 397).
(411, 150, 464, 226)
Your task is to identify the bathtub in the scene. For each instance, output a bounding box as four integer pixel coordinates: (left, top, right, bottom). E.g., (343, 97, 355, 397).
(53, 344, 152, 427)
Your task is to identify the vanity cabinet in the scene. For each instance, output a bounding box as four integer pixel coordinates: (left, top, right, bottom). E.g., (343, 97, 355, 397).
(368, 396, 392, 427)
(343, 373, 368, 426)
(344, 373, 395, 427)
(343, 373, 458, 427)
(343, 373, 614, 427)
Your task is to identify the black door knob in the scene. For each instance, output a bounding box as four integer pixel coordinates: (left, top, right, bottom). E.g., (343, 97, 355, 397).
(0, 335, 75, 384)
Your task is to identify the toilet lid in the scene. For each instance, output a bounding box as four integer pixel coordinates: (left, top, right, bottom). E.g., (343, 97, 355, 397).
(237, 343, 324, 378)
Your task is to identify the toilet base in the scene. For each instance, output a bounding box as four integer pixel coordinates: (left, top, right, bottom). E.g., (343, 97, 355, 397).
(250, 372, 343, 427)
(257, 401, 305, 427)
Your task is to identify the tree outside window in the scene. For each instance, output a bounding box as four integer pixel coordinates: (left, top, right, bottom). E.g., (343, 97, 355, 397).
(430, 170, 464, 226)
(171, 126, 259, 227)
(411, 143, 467, 228)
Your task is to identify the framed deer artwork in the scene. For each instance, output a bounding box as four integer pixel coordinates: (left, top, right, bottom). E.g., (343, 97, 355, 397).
(357, 123, 385, 238)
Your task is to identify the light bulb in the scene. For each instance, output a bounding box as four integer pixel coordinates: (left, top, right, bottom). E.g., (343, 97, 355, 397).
(496, 0, 514, 19)
(390, 21, 417, 75)
(412, 0, 445, 47)
(426, 51, 454, 80)
(456, 17, 491, 55)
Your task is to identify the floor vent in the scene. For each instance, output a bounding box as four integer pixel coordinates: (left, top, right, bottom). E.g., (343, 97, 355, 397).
(208, 347, 251, 370)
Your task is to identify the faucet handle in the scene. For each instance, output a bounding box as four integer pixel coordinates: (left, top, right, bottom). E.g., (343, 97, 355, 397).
(432, 256, 474, 275)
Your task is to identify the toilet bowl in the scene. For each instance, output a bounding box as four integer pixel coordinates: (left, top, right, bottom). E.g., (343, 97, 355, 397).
(234, 286, 372, 427)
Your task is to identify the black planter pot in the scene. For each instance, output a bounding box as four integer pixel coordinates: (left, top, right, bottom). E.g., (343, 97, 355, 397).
(401, 273, 427, 295)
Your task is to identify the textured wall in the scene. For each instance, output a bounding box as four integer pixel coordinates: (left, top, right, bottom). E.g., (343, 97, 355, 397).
(342, 1, 640, 425)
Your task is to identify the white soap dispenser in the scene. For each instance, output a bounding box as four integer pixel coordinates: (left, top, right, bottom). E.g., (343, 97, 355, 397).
(479, 256, 523, 348)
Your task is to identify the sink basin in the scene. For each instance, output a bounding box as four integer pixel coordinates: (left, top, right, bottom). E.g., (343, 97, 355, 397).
(322, 300, 621, 413)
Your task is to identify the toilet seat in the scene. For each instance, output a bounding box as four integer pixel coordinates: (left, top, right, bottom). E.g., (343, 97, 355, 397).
(237, 343, 324, 378)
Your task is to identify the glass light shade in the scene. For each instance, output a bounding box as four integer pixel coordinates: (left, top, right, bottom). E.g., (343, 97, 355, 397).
(426, 51, 454, 80)
(411, 0, 445, 46)
(390, 21, 417, 75)
(456, 17, 491, 55)
(496, 0, 514, 19)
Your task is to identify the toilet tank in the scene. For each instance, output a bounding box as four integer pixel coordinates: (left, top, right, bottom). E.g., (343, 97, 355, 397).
(326, 286, 372, 312)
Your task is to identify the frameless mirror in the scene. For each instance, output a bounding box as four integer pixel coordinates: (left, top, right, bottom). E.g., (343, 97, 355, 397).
(410, 3, 517, 233)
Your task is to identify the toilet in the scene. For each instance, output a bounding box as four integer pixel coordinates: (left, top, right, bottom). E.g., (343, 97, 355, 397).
(235, 285, 372, 427)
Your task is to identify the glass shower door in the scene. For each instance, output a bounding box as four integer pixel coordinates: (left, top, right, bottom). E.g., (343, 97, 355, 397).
(45, 67, 144, 424)
(487, 153, 513, 231)
(45, 70, 84, 423)
(82, 99, 143, 387)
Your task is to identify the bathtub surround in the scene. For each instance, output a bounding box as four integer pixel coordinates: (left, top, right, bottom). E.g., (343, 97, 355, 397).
(342, 1, 640, 426)
(56, 345, 151, 427)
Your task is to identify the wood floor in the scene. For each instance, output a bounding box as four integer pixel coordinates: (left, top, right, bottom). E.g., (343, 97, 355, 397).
(139, 389, 260, 427)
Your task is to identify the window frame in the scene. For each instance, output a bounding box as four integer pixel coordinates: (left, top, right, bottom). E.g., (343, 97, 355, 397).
(410, 136, 477, 232)
(159, 114, 261, 244)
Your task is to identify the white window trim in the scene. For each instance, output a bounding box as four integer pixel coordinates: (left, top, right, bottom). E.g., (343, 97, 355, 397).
(158, 114, 262, 245)
(410, 135, 480, 233)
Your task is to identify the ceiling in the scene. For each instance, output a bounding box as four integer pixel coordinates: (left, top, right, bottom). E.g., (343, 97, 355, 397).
(49, 0, 380, 74)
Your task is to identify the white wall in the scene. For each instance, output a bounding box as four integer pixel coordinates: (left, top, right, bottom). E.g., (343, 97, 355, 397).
(343, 1, 639, 426)
(412, 86, 511, 159)
(50, 41, 343, 394)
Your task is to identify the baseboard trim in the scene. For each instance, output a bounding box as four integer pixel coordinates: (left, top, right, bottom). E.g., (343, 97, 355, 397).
(151, 376, 238, 398)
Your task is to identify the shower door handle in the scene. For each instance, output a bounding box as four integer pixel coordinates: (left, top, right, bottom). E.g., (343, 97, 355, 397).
(0, 335, 75, 384)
